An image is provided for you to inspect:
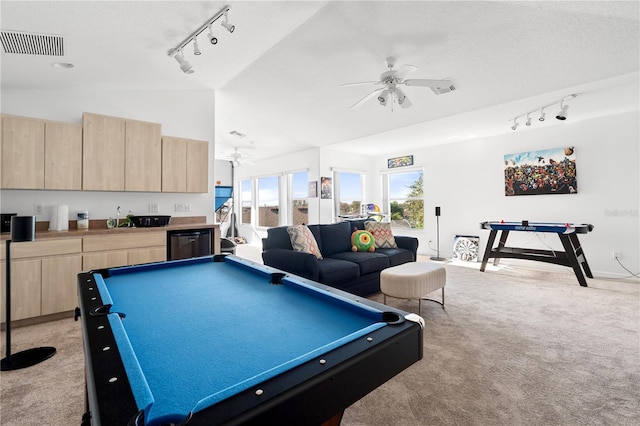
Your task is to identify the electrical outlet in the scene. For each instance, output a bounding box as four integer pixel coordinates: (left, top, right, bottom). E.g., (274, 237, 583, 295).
(612, 251, 622, 260)
(149, 203, 159, 213)
(34, 204, 44, 215)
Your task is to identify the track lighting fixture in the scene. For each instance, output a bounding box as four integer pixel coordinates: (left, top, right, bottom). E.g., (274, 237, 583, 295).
(173, 50, 194, 74)
(167, 5, 233, 74)
(208, 25, 218, 45)
(221, 14, 235, 33)
(508, 94, 577, 131)
(555, 100, 569, 120)
(192, 38, 201, 55)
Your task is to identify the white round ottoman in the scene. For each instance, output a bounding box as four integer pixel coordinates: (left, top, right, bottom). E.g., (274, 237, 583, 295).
(380, 262, 446, 314)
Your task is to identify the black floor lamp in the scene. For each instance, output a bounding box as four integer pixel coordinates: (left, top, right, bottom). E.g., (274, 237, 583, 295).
(1, 216, 56, 371)
(430, 206, 447, 262)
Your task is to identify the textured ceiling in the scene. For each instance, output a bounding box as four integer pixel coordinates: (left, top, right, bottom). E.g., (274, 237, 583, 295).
(1, 1, 638, 162)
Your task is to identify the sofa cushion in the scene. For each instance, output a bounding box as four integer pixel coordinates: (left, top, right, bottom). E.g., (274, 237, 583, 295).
(365, 221, 398, 249)
(329, 252, 390, 275)
(319, 222, 352, 257)
(265, 226, 293, 250)
(287, 225, 323, 259)
(375, 247, 415, 266)
(317, 258, 360, 286)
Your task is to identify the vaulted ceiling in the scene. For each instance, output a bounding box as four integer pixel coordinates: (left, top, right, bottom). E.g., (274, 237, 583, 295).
(1, 1, 638, 163)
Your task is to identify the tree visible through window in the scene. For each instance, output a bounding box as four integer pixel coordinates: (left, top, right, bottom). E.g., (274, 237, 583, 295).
(389, 170, 423, 229)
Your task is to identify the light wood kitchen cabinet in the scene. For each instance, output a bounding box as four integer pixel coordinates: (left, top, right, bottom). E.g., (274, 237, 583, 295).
(187, 139, 209, 193)
(0, 258, 42, 322)
(45, 121, 82, 190)
(0, 238, 82, 323)
(125, 119, 162, 192)
(1, 115, 84, 190)
(162, 136, 209, 193)
(1, 115, 45, 189)
(82, 251, 129, 271)
(82, 231, 166, 270)
(82, 112, 126, 191)
(128, 247, 166, 266)
(83, 112, 162, 192)
(41, 255, 83, 315)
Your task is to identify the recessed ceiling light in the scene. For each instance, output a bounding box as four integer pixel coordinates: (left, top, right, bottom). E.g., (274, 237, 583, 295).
(51, 62, 74, 69)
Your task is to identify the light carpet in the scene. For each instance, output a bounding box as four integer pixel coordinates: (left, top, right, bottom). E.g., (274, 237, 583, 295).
(0, 259, 638, 426)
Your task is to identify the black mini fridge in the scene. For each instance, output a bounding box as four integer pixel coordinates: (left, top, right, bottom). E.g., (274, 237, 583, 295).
(167, 229, 212, 260)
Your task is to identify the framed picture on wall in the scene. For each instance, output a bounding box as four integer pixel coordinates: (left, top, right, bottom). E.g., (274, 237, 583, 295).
(504, 147, 577, 196)
(387, 155, 414, 168)
(320, 177, 332, 199)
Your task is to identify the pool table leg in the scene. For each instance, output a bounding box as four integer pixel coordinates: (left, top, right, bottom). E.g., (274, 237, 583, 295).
(322, 411, 344, 426)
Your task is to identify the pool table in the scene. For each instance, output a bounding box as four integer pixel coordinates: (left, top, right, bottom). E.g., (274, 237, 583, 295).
(77, 255, 424, 425)
(479, 221, 594, 286)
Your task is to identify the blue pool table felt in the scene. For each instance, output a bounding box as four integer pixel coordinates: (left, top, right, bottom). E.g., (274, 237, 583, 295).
(96, 258, 386, 424)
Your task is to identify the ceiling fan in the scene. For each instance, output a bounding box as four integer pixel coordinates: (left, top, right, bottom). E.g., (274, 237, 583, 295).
(223, 147, 254, 167)
(342, 57, 455, 110)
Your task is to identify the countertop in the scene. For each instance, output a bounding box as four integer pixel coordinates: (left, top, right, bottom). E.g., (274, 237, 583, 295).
(0, 216, 219, 241)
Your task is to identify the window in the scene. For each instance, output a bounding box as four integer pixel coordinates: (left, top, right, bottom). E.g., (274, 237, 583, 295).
(290, 171, 308, 225)
(388, 170, 423, 229)
(257, 176, 280, 227)
(335, 171, 364, 217)
(240, 179, 252, 225)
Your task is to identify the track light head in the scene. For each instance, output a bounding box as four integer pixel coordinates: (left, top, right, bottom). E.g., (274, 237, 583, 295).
(208, 25, 218, 45)
(525, 114, 532, 126)
(192, 38, 201, 55)
(221, 15, 235, 33)
(511, 118, 519, 131)
(173, 50, 194, 74)
(556, 101, 569, 120)
(539, 108, 546, 121)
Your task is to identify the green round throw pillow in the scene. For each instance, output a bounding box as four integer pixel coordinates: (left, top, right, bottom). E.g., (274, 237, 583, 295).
(351, 229, 375, 252)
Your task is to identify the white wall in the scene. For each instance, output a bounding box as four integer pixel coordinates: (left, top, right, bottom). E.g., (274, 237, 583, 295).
(0, 88, 217, 223)
(375, 110, 639, 279)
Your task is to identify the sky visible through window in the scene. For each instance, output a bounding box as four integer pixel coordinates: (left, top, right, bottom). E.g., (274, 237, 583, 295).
(389, 170, 422, 199)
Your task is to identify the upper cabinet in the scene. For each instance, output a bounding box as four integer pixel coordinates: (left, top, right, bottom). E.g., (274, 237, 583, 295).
(83, 112, 161, 192)
(45, 121, 83, 190)
(162, 136, 208, 193)
(1, 115, 82, 190)
(1, 113, 207, 193)
(82, 112, 126, 191)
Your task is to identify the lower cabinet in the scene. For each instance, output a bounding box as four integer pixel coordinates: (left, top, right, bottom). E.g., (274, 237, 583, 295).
(41, 255, 83, 315)
(1, 258, 42, 322)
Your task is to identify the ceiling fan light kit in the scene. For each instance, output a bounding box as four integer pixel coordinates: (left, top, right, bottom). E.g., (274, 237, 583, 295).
(342, 56, 455, 110)
(168, 4, 234, 74)
(509, 94, 577, 130)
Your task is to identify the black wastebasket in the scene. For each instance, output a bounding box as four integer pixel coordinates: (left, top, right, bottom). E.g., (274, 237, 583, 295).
(220, 237, 237, 255)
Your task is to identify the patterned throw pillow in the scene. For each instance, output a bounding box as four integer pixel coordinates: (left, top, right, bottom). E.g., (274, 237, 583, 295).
(287, 225, 323, 259)
(364, 222, 397, 249)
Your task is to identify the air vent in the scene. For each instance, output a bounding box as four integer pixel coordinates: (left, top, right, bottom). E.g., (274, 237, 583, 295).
(0, 30, 64, 56)
(431, 84, 456, 95)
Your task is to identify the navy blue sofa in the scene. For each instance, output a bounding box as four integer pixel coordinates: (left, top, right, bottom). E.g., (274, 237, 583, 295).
(261, 219, 418, 296)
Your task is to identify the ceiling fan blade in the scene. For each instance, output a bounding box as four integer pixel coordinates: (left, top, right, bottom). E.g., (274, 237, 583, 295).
(350, 87, 384, 109)
(341, 81, 381, 87)
(403, 78, 452, 88)
(394, 64, 418, 79)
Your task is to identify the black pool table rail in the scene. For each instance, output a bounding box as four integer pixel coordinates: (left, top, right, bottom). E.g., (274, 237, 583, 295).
(77, 256, 424, 425)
